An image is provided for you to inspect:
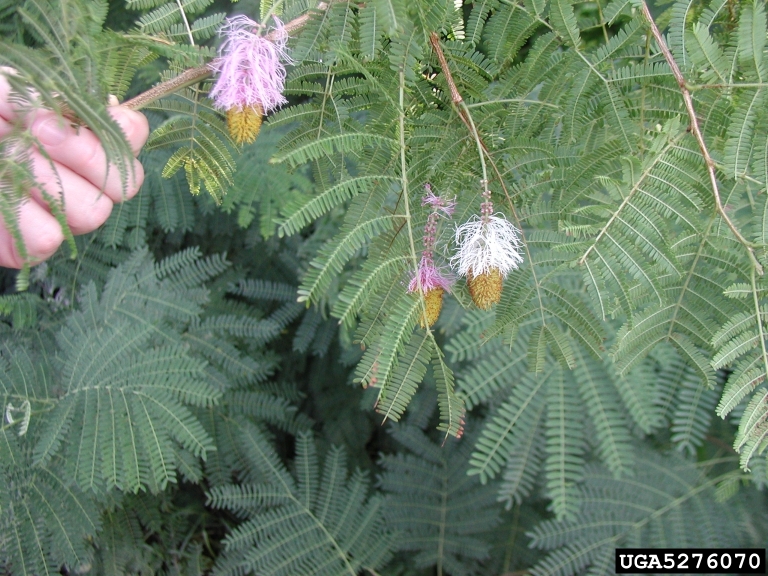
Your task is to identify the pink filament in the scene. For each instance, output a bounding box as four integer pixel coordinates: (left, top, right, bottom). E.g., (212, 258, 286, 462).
(209, 15, 292, 113)
(422, 184, 456, 216)
(408, 254, 454, 293)
(408, 184, 455, 293)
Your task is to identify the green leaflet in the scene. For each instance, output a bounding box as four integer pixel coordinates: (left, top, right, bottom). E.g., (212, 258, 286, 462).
(31, 250, 223, 491)
(379, 422, 501, 575)
(208, 426, 394, 576)
(529, 450, 746, 575)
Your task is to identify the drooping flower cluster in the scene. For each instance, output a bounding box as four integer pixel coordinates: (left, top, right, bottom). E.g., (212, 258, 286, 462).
(451, 182, 523, 309)
(408, 185, 455, 328)
(209, 16, 292, 144)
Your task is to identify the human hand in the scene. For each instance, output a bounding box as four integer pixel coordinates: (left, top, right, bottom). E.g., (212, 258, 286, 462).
(0, 73, 149, 269)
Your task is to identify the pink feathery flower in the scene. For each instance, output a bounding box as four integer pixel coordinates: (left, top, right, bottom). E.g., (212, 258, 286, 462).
(408, 185, 456, 295)
(209, 15, 292, 114)
(408, 254, 454, 293)
(422, 184, 456, 216)
(409, 185, 455, 327)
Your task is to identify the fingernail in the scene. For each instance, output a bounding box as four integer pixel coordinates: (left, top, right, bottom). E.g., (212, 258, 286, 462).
(33, 116, 68, 146)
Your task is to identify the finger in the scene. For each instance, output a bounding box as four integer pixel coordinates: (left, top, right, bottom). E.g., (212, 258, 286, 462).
(27, 149, 115, 235)
(108, 106, 149, 157)
(0, 71, 16, 122)
(0, 199, 63, 269)
(2, 112, 115, 235)
(0, 68, 40, 124)
(1, 73, 149, 158)
(30, 111, 144, 203)
(0, 116, 11, 139)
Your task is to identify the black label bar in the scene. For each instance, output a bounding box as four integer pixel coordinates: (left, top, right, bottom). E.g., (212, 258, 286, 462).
(615, 549, 766, 574)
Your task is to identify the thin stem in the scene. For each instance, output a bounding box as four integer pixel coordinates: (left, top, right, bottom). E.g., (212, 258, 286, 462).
(501, 504, 522, 573)
(317, 68, 335, 139)
(122, 32, 176, 46)
(428, 33, 489, 198)
(428, 33, 472, 133)
(3, 394, 55, 405)
(639, 1, 763, 275)
(122, 65, 211, 111)
(176, 0, 195, 46)
(461, 105, 490, 197)
(464, 98, 559, 109)
(690, 82, 768, 89)
(122, 3, 329, 111)
(596, 0, 610, 44)
(667, 216, 715, 340)
(428, 33, 462, 105)
(373, 71, 430, 412)
(397, 69, 429, 328)
(399, 71, 419, 277)
(639, 27, 651, 154)
(751, 267, 768, 400)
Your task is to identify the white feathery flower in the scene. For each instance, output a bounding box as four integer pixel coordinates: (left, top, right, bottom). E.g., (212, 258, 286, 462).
(451, 214, 524, 277)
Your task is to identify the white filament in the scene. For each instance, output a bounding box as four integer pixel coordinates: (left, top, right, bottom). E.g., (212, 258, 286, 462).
(451, 214, 524, 277)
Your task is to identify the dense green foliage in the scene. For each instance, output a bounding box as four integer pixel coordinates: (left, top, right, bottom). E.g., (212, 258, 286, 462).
(0, 0, 767, 573)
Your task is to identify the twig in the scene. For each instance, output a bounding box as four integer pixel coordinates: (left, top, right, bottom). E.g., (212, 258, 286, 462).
(122, 65, 211, 111)
(639, 1, 763, 275)
(122, 3, 328, 111)
(428, 33, 477, 133)
(429, 33, 462, 105)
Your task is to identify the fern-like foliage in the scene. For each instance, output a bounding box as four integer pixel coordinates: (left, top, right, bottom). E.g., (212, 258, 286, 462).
(528, 450, 747, 576)
(29, 248, 226, 492)
(221, 129, 314, 237)
(207, 426, 394, 576)
(146, 91, 236, 203)
(90, 491, 213, 576)
(265, 0, 768, 472)
(711, 272, 768, 468)
(0, 426, 100, 576)
(0, 237, 313, 570)
(378, 421, 501, 575)
(456, 327, 664, 519)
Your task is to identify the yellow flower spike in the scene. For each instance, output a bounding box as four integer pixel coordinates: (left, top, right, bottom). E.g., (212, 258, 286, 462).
(467, 268, 502, 310)
(419, 287, 445, 328)
(227, 104, 263, 145)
